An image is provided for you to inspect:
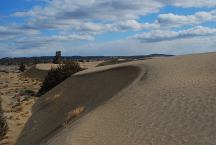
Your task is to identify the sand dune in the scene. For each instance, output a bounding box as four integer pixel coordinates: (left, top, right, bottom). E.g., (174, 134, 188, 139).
(15, 64, 140, 145)
(35, 64, 59, 71)
(24, 61, 104, 80)
(16, 52, 216, 145)
(24, 65, 49, 80)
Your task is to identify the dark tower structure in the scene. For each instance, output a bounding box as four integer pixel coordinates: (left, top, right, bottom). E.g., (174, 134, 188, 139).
(53, 51, 62, 64)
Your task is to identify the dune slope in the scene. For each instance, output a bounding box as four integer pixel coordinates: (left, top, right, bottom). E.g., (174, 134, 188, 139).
(17, 52, 216, 145)
(15, 65, 140, 145)
(24, 65, 48, 81)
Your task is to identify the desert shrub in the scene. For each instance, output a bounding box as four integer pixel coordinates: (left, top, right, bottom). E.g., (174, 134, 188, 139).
(19, 89, 35, 96)
(0, 99, 8, 139)
(38, 61, 83, 96)
(19, 63, 26, 72)
(79, 59, 85, 63)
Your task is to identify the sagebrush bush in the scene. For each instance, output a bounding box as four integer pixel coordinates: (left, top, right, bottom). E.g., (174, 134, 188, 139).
(38, 61, 83, 96)
(19, 63, 26, 72)
(20, 89, 35, 96)
(0, 99, 7, 139)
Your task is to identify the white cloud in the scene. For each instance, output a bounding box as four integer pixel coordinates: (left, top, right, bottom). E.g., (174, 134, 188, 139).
(51, 34, 94, 41)
(11, 0, 163, 35)
(13, 0, 162, 20)
(132, 26, 216, 42)
(14, 33, 94, 48)
(2, 0, 216, 57)
(112, 20, 159, 31)
(0, 25, 40, 41)
(160, 0, 216, 8)
(61, 34, 216, 56)
(12, 0, 216, 35)
(157, 9, 216, 27)
(13, 0, 216, 19)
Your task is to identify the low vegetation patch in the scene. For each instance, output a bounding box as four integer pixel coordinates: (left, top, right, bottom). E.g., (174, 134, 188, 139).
(19, 63, 26, 72)
(19, 89, 35, 96)
(63, 106, 85, 126)
(38, 61, 83, 96)
(0, 99, 8, 140)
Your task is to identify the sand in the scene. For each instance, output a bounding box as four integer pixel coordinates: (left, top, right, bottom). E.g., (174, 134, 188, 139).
(24, 66, 49, 81)
(35, 64, 59, 71)
(15, 65, 140, 145)
(34, 61, 104, 71)
(24, 61, 104, 80)
(0, 69, 40, 145)
(15, 52, 216, 145)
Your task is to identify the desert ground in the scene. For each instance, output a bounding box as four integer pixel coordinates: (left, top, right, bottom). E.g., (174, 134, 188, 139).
(0, 66, 40, 145)
(2, 53, 216, 145)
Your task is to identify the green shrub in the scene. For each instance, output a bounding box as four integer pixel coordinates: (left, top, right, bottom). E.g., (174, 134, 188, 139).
(20, 89, 35, 96)
(38, 61, 83, 96)
(19, 63, 26, 72)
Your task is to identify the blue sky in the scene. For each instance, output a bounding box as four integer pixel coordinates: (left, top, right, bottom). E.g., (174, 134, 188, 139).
(1, 0, 216, 57)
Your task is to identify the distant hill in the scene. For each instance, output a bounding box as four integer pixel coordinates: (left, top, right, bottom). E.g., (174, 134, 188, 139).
(0, 54, 174, 65)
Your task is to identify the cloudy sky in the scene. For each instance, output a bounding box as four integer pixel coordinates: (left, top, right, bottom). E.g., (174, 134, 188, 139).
(1, 0, 216, 58)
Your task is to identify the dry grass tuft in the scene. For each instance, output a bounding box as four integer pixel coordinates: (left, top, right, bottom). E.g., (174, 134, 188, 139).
(45, 94, 61, 102)
(63, 106, 85, 126)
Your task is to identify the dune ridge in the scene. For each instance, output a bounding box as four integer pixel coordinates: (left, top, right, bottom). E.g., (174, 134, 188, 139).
(17, 52, 216, 145)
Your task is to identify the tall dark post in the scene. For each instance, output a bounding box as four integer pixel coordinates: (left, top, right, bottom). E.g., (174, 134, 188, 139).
(53, 51, 62, 64)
